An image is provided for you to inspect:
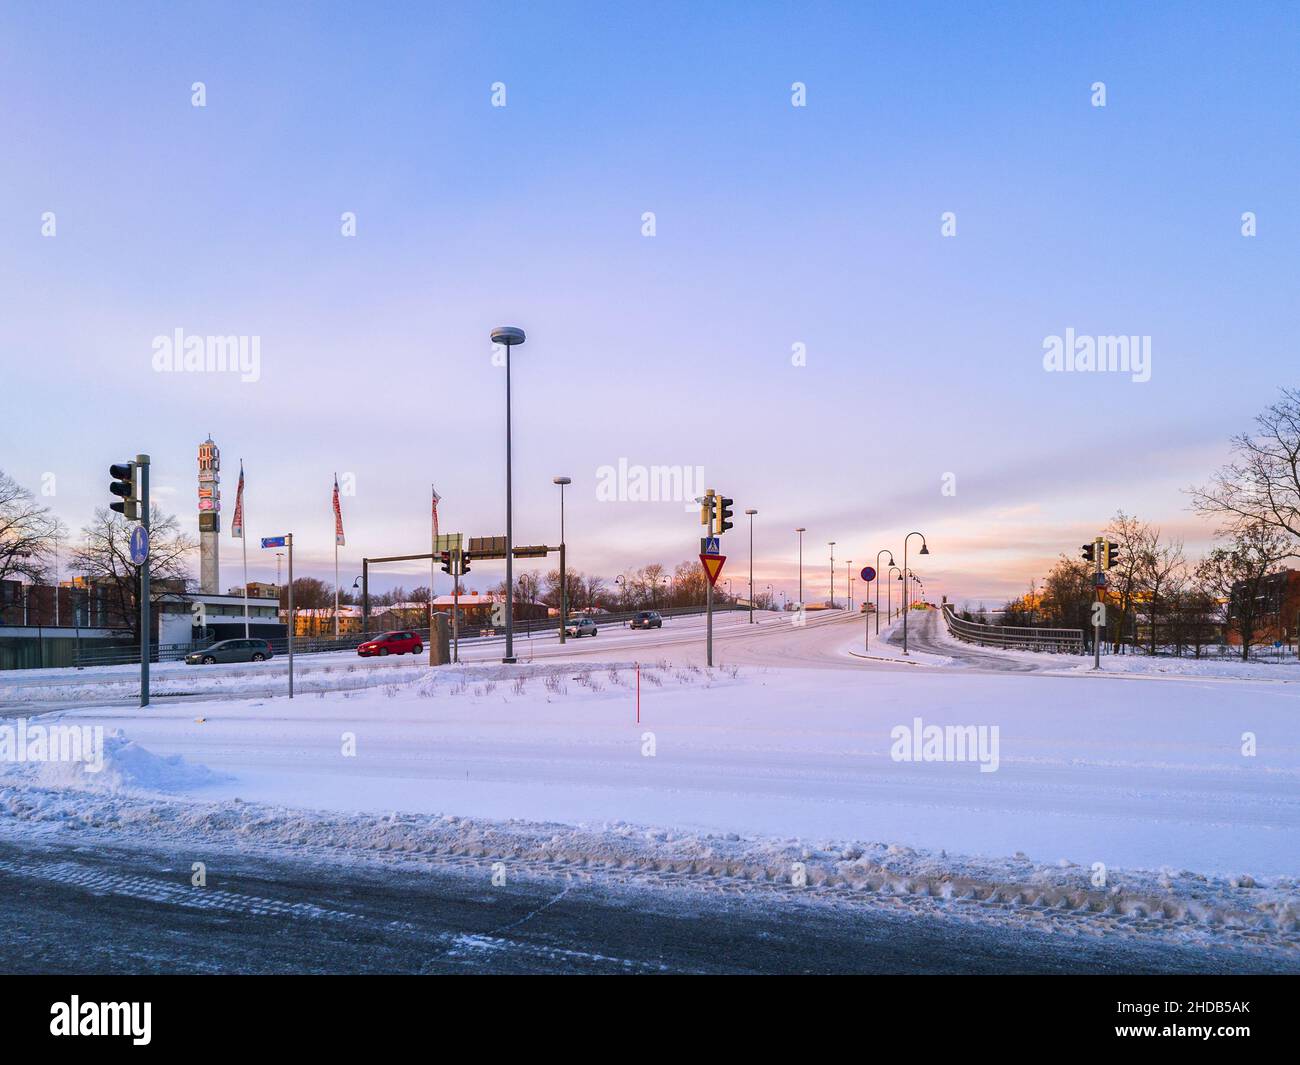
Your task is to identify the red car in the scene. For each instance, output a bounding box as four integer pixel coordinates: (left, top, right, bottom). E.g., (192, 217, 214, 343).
(357, 630, 423, 657)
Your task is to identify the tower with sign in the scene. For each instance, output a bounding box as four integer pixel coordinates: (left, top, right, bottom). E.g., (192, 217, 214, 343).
(198, 437, 221, 593)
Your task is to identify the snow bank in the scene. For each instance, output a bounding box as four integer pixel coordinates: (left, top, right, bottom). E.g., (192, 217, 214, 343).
(0, 731, 229, 795)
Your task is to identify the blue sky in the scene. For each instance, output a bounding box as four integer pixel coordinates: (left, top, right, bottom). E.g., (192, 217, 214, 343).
(2, 1, 1296, 603)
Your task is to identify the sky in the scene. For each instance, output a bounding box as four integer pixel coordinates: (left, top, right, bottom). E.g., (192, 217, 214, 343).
(1, 1, 1296, 606)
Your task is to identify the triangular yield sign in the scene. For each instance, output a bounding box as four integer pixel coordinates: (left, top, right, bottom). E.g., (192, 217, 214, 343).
(699, 553, 726, 586)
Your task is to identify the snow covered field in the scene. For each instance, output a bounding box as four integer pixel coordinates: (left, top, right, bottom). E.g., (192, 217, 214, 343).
(2, 636, 1298, 960)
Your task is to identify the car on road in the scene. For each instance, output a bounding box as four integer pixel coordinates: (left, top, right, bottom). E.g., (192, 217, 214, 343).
(564, 618, 599, 638)
(357, 631, 424, 657)
(185, 638, 274, 665)
(630, 611, 663, 630)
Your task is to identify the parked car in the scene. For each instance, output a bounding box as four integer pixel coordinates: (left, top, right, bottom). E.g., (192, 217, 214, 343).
(630, 611, 663, 630)
(564, 618, 599, 638)
(185, 638, 273, 665)
(357, 631, 424, 657)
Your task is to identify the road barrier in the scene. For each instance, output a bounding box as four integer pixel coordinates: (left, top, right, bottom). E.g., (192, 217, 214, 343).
(941, 603, 1084, 654)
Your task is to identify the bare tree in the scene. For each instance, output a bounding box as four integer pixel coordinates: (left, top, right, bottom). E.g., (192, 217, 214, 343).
(1195, 523, 1291, 660)
(1135, 528, 1185, 655)
(68, 506, 195, 641)
(0, 469, 65, 584)
(1192, 388, 1300, 552)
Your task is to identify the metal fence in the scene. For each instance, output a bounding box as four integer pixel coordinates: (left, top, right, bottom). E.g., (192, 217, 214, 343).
(941, 603, 1084, 654)
(71, 602, 750, 667)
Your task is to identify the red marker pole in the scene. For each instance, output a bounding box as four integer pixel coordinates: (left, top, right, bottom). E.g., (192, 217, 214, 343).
(636, 663, 641, 723)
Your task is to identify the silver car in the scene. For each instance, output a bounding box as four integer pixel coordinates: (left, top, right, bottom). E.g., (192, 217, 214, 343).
(185, 638, 274, 665)
(564, 618, 598, 638)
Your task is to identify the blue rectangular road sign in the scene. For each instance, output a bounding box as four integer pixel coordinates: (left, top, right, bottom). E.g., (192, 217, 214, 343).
(703, 536, 720, 554)
(261, 536, 287, 548)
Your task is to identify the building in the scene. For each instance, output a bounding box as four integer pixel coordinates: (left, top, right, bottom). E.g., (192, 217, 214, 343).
(286, 607, 364, 637)
(158, 589, 284, 646)
(1228, 568, 1300, 648)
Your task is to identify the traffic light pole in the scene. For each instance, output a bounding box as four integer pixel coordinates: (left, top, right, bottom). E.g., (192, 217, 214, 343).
(1093, 536, 1104, 671)
(706, 490, 715, 668)
(287, 533, 294, 698)
(138, 454, 150, 708)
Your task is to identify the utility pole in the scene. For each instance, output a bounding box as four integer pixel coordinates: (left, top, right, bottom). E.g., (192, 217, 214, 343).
(138, 455, 150, 708)
(828, 542, 836, 608)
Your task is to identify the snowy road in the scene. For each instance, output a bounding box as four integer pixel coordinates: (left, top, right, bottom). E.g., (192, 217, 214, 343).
(3, 605, 1298, 973)
(1, 835, 1287, 974)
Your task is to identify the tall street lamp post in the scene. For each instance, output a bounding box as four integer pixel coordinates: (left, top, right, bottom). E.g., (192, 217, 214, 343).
(888, 565, 902, 622)
(875, 550, 895, 633)
(846, 560, 853, 612)
(553, 476, 570, 644)
(795, 528, 806, 609)
(902, 530, 929, 655)
(745, 508, 758, 623)
(828, 542, 836, 608)
(492, 325, 526, 664)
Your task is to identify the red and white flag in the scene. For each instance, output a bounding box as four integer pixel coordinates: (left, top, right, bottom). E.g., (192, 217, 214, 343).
(431, 485, 441, 538)
(231, 462, 245, 539)
(333, 474, 346, 546)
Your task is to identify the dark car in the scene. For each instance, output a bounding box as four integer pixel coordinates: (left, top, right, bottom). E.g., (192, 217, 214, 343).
(357, 631, 423, 657)
(630, 611, 663, 630)
(185, 638, 273, 665)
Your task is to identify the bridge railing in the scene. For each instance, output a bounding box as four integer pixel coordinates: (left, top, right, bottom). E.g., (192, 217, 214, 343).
(941, 603, 1084, 654)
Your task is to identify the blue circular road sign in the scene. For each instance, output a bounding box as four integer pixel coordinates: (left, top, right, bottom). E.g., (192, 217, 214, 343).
(129, 525, 150, 565)
(860, 566, 876, 582)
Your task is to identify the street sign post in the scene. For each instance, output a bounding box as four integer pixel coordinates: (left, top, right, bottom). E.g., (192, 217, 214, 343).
(699, 553, 726, 586)
(860, 566, 876, 650)
(263, 533, 294, 696)
(129, 525, 150, 565)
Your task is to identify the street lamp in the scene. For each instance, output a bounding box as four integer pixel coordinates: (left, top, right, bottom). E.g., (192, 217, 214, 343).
(745, 509, 758, 623)
(492, 325, 526, 663)
(795, 528, 806, 609)
(875, 550, 895, 633)
(553, 476, 570, 644)
(828, 541, 836, 608)
(846, 560, 853, 612)
(902, 531, 929, 655)
(889, 565, 902, 622)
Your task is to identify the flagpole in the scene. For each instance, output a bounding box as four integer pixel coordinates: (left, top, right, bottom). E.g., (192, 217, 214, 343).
(430, 484, 435, 631)
(239, 460, 249, 637)
(333, 473, 340, 639)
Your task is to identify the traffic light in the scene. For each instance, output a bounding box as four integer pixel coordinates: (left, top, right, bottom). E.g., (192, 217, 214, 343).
(109, 462, 139, 520)
(460, 551, 472, 575)
(1105, 541, 1119, 571)
(717, 497, 735, 535)
(1081, 542, 1095, 563)
(439, 551, 453, 575)
(700, 496, 715, 527)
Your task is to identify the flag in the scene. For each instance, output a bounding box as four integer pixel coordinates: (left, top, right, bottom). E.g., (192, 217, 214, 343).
(231, 462, 245, 539)
(333, 474, 345, 546)
(431, 485, 441, 538)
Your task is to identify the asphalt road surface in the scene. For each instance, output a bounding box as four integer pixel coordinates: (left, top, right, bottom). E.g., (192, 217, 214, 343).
(1, 836, 1286, 975)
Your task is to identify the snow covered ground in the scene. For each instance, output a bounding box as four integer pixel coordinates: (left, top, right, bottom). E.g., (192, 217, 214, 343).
(2, 639, 1297, 961)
